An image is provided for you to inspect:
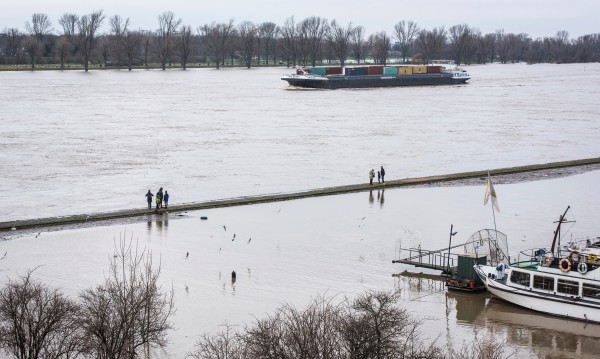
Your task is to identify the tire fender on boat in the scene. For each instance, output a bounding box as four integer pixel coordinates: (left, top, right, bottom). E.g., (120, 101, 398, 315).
(577, 262, 588, 274)
(559, 258, 571, 272)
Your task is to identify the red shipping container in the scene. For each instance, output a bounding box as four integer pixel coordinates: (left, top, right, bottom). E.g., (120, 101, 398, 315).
(367, 66, 384, 75)
(426, 65, 442, 73)
(326, 67, 343, 75)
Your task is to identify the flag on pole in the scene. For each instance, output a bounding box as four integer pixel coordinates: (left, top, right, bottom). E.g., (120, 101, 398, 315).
(484, 173, 500, 212)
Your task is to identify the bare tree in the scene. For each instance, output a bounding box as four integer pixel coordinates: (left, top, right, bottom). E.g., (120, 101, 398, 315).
(79, 237, 175, 359)
(279, 16, 298, 67)
(258, 22, 279, 65)
(58, 13, 79, 61)
(0, 270, 83, 359)
(25, 13, 53, 40)
(77, 10, 105, 71)
(298, 16, 329, 66)
(327, 20, 354, 67)
(177, 25, 194, 70)
(154, 11, 182, 70)
(59, 13, 79, 37)
(393, 20, 419, 63)
(22, 35, 43, 68)
(199, 19, 236, 69)
(3, 28, 23, 57)
(448, 24, 477, 65)
(110, 15, 142, 70)
(415, 27, 447, 63)
(238, 21, 258, 68)
(350, 25, 366, 63)
(370, 31, 391, 65)
(54, 36, 70, 69)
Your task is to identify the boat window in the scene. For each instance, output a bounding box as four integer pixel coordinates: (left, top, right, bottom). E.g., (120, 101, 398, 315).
(557, 279, 579, 295)
(533, 275, 554, 291)
(582, 282, 600, 299)
(510, 270, 530, 287)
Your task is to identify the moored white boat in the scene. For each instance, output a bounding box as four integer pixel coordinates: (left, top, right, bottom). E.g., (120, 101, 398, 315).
(474, 206, 600, 323)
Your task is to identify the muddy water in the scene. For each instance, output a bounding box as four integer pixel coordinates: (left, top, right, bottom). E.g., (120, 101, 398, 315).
(1, 63, 600, 222)
(1, 170, 599, 358)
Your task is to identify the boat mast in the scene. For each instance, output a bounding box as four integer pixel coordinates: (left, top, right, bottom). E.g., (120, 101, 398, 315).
(550, 206, 570, 257)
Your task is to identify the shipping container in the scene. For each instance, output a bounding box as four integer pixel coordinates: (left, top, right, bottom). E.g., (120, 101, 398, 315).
(326, 67, 343, 75)
(412, 65, 427, 74)
(310, 67, 327, 75)
(398, 66, 413, 75)
(426, 65, 442, 74)
(383, 67, 398, 75)
(457, 254, 487, 282)
(367, 66, 384, 75)
(345, 67, 369, 76)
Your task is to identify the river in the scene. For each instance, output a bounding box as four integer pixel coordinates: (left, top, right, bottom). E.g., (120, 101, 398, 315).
(1, 63, 600, 358)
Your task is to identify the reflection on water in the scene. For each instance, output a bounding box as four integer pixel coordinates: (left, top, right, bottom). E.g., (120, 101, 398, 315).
(475, 298, 600, 358)
(445, 290, 487, 323)
(146, 214, 169, 234)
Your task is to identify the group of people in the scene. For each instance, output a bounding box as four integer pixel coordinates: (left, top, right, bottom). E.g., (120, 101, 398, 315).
(369, 166, 386, 185)
(145, 188, 169, 211)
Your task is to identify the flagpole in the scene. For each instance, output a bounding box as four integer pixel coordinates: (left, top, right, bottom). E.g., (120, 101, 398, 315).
(491, 200, 497, 233)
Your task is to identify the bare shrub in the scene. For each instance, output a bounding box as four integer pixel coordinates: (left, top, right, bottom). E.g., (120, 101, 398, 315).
(79, 236, 175, 359)
(191, 291, 444, 359)
(189, 323, 246, 359)
(0, 270, 83, 359)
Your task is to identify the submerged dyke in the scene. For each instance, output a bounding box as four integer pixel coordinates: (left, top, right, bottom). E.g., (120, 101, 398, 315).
(2, 157, 600, 231)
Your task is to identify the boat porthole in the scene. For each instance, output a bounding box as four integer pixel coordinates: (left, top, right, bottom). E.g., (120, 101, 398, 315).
(559, 258, 571, 272)
(578, 262, 588, 274)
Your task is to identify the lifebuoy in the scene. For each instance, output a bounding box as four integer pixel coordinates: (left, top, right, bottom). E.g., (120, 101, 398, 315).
(559, 258, 571, 272)
(578, 262, 588, 274)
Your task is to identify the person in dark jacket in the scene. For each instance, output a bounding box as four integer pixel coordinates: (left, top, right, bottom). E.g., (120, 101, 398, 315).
(155, 188, 163, 211)
(163, 190, 169, 208)
(380, 166, 386, 183)
(145, 190, 153, 210)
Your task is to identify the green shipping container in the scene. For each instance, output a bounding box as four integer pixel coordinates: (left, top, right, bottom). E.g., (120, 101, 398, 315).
(457, 254, 487, 282)
(383, 67, 398, 75)
(311, 67, 327, 75)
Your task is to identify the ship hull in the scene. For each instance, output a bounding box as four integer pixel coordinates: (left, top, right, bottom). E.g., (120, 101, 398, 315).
(282, 73, 469, 89)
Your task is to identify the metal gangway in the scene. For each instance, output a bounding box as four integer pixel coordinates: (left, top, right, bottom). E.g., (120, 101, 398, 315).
(393, 229, 511, 276)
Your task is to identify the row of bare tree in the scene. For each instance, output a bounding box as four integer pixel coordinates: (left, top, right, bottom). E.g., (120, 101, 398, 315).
(0, 238, 174, 359)
(189, 291, 511, 359)
(1, 11, 599, 71)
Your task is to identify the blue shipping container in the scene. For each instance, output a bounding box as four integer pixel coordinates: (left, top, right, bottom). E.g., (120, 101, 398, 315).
(311, 67, 327, 75)
(345, 67, 368, 76)
(383, 67, 398, 75)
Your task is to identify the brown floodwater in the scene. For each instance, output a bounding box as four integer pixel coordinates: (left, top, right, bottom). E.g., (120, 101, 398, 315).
(2, 170, 600, 358)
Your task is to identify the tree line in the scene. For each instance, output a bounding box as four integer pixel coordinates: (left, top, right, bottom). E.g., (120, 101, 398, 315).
(1, 10, 599, 71)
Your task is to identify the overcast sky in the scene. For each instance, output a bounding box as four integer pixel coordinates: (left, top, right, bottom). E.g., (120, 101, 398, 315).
(2, 0, 598, 39)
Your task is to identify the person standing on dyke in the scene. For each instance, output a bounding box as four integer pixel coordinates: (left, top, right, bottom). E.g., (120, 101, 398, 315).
(163, 190, 169, 209)
(377, 170, 381, 184)
(145, 190, 153, 210)
(155, 188, 163, 212)
(380, 166, 386, 184)
(369, 169, 375, 185)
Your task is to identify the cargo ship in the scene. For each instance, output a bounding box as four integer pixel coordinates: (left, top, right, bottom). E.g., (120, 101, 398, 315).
(281, 64, 470, 89)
